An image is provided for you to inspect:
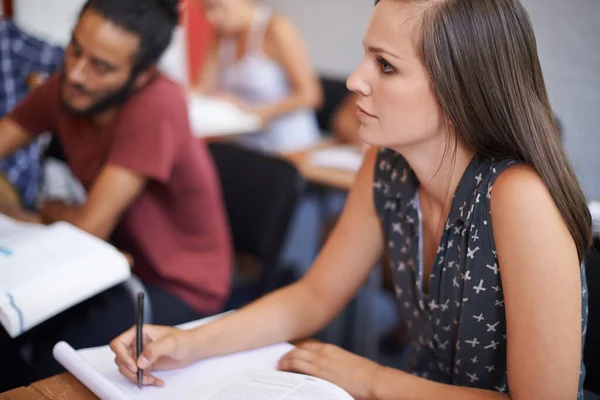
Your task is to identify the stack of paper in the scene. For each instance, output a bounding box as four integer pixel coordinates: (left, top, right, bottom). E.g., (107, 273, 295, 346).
(53, 316, 353, 400)
(188, 95, 262, 137)
(308, 145, 364, 172)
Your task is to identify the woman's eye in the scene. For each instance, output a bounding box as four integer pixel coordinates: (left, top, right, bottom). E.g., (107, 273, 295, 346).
(377, 56, 394, 74)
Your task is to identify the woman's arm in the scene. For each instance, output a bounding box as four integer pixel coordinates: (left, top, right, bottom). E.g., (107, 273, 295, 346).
(370, 164, 583, 400)
(254, 15, 323, 122)
(491, 165, 582, 399)
(111, 147, 384, 384)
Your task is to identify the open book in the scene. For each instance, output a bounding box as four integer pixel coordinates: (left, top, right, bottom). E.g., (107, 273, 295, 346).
(0, 215, 130, 338)
(188, 94, 262, 138)
(308, 145, 364, 172)
(53, 317, 354, 400)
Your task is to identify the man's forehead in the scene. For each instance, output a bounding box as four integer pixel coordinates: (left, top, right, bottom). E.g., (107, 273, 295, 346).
(74, 9, 140, 65)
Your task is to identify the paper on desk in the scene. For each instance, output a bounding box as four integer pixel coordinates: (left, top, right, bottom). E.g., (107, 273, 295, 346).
(188, 95, 262, 137)
(52, 314, 308, 400)
(0, 214, 45, 241)
(197, 370, 353, 400)
(54, 341, 296, 400)
(308, 146, 364, 172)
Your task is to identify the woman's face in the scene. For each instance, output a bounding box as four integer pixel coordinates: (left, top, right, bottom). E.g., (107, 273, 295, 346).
(200, 0, 248, 34)
(347, 0, 446, 150)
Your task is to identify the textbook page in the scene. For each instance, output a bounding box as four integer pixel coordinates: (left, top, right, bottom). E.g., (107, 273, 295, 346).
(188, 94, 261, 137)
(198, 371, 353, 400)
(308, 146, 364, 172)
(0, 217, 130, 337)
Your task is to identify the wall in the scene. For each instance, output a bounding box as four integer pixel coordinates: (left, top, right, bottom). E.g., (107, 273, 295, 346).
(265, 0, 600, 199)
(519, 0, 600, 199)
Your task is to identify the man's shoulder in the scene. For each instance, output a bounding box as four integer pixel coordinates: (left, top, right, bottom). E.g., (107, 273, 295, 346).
(130, 73, 187, 109)
(119, 73, 191, 132)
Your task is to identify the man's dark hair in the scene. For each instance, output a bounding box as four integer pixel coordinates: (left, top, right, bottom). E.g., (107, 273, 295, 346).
(80, 0, 179, 74)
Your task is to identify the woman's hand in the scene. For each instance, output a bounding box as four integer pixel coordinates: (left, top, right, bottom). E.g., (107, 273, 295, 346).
(277, 341, 382, 400)
(110, 324, 196, 387)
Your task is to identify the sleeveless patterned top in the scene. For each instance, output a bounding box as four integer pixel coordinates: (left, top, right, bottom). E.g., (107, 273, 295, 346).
(373, 148, 588, 398)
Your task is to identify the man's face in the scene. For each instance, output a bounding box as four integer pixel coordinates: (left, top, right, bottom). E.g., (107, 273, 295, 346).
(61, 8, 141, 116)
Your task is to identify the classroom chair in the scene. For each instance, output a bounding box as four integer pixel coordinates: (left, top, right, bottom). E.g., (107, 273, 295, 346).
(207, 142, 306, 309)
(315, 76, 351, 135)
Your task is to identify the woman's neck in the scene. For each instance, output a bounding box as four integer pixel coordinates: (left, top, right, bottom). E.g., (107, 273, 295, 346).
(395, 132, 474, 212)
(233, 4, 257, 35)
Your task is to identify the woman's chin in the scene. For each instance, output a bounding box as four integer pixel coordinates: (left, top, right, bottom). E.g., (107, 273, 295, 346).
(358, 126, 383, 148)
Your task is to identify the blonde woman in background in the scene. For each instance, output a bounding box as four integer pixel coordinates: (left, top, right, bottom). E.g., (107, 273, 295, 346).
(193, 0, 323, 153)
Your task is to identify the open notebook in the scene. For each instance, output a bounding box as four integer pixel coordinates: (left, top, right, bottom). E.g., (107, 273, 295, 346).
(308, 145, 365, 172)
(188, 95, 262, 138)
(53, 317, 353, 400)
(0, 215, 130, 338)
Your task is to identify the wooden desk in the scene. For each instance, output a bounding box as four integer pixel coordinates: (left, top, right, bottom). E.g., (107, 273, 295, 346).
(282, 140, 358, 191)
(1, 374, 96, 400)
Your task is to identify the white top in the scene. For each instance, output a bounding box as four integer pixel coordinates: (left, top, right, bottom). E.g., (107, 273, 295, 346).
(217, 7, 321, 153)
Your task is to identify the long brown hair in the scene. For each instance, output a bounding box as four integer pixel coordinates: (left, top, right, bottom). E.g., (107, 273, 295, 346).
(377, 0, 592, 261)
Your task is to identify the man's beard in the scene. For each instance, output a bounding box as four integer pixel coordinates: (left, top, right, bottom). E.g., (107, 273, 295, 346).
(59, 70, 137, 117)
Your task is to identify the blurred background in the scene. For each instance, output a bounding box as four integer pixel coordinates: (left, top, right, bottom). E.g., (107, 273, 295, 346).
(4, 0, 599, 197)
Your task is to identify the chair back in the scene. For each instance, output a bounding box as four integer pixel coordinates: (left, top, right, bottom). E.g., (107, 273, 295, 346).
(208, 142, 305, 297)
(584, 239, 600, 394)
(315, 76, 351, 133)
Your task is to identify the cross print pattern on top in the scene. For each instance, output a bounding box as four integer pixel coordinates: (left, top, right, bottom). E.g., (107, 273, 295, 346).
(373, 148, 588, 398)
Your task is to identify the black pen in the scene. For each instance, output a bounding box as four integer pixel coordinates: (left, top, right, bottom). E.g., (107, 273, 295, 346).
(136, 292, 145, 388)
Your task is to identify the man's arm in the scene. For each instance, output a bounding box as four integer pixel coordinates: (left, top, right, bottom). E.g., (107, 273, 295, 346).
(0, 118, 35, 159)
(40, 164, 147, 240)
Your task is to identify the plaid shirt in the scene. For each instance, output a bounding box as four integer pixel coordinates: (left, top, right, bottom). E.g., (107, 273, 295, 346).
(0, 20, 64, 209)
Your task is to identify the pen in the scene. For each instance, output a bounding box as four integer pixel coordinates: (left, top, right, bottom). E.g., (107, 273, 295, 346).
(136, 292, 145, 388)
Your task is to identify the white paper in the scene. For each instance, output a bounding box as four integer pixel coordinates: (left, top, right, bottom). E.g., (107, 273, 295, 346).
(200, 371, 353, 400)
(188, 95, 262, 137)
(308, 146, 364, 172)
(0, 217, 130, 337)
(38, 158, 87, 206)
(53, 315, 353, 400)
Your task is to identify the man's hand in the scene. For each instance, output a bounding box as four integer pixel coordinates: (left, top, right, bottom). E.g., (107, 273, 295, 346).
(0, 200, 41, 223)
